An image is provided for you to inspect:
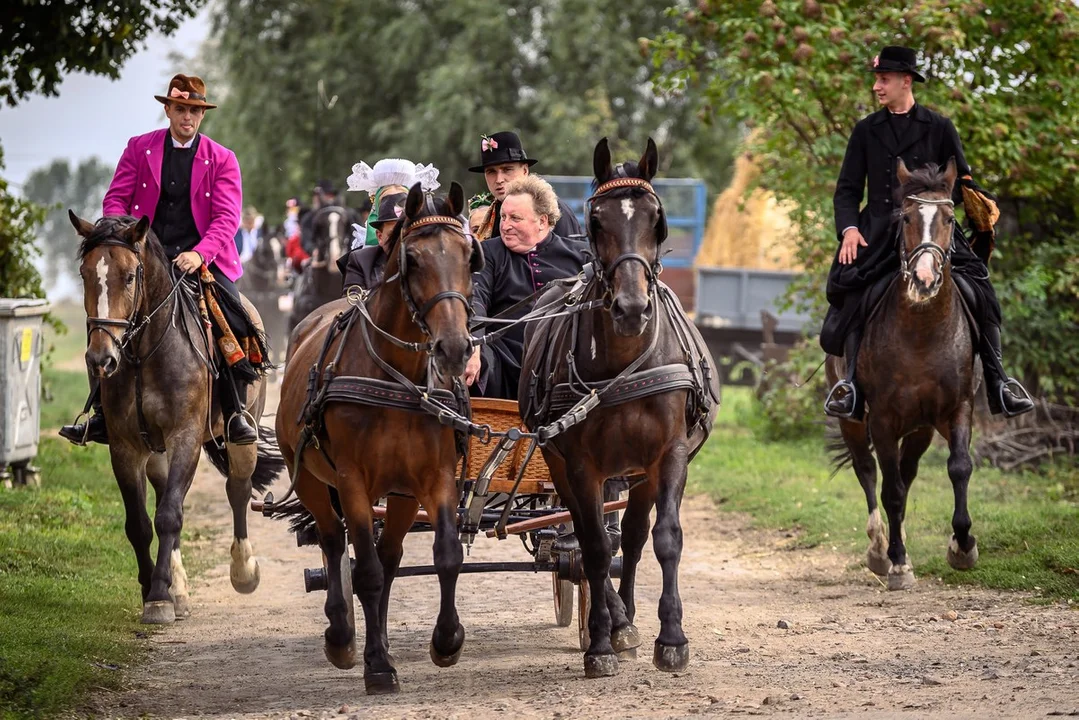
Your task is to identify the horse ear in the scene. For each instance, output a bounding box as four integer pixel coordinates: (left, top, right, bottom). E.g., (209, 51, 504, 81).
(593, 137, 612, 184)
(404, 181, 424, 219)
(896, 158, 912, 186)
(639, 137, 659, 182)
(942, 156, 958, 189)
(129, 215, 151, 245)
(446, 181, 465, 218)
(68, 209, 95, 237)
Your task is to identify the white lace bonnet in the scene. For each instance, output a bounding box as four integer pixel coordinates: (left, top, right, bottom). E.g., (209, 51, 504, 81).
(346, 158, 441, 194)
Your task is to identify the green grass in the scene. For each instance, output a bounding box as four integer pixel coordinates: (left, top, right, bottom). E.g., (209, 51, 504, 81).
(0, 439, 149, 718)
(692, 387, 1079, 601)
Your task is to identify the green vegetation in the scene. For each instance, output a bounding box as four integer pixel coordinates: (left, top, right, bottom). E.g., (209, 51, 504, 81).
(694, 388, 1079, 600)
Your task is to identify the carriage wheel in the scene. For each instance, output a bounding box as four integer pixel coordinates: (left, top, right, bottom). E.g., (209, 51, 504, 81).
(325, 546, 356, 636)
(577, 578, 591, 652)
(552, 572, 573, 627)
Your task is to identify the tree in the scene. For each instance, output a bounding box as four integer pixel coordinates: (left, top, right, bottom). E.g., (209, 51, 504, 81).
(652, 0, 1079, 401)
(22, 157, 115, 290)
(0, 149, 48, 299)
(1, 0, 204, 106)
(198, 0, 738, 216)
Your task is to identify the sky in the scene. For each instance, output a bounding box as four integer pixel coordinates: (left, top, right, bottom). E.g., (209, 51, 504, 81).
(0, 7, 211, 190)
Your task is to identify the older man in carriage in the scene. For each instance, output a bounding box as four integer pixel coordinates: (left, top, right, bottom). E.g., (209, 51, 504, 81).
(60, 73, 263, 446)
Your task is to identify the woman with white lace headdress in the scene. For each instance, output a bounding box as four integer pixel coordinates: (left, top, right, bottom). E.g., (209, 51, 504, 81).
(346, 158, 440, 249)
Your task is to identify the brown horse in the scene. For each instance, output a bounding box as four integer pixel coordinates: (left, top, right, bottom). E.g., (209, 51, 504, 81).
(827, 158, 980, 591)
(520, 138, 719, 678)
(273, 182, 479, 694)
(70, 213, 282, 623)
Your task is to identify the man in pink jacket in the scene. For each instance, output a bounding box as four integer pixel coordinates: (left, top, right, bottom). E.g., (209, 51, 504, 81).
(61, 74, 259, 445)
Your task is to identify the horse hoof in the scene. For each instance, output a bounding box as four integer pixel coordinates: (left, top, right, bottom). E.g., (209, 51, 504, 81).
(616, 646, 638, 661)
(947, 536, 979, 570)
(364, 671, 400, 695)
(653, 642, 690, 672)
(230, 559, 261, 594)
(866, 550, 892, 576)
(141, 600, 176, 625)
(611, 624, 642, 653)
(323, 640, 357, 670)
(429, 625, 465, 667)
(887, 564, 916, 591)
(584, 653, 619, 678)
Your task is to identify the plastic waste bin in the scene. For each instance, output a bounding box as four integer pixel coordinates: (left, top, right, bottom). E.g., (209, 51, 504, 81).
(0, 298, 50, 487)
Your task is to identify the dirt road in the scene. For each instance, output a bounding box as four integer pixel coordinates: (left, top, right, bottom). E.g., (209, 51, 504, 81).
(93, 387, 1078, 719)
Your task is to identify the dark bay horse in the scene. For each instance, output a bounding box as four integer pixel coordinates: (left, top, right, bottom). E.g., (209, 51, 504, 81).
(827, 158, 979, 591)
(520, 138, 720, 678)
(70, 212, 284, 623)
(288, 205, 354, 335)
(273, 182, 480, 694)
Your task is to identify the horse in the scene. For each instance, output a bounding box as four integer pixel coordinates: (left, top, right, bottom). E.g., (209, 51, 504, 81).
(240, 226, 289, 363)
(519, 138, 720, 678)
(272, 182, 481, 694)
(287, 205, 354, 336)
(826, 157, 980, 591)
(69, 212, 284, 624)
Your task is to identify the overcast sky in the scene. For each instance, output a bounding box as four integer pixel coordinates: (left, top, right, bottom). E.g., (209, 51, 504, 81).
(0, 8, 211, 190)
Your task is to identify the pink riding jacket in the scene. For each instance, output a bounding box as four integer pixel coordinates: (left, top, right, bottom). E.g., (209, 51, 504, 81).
(102, 129, 245, 281)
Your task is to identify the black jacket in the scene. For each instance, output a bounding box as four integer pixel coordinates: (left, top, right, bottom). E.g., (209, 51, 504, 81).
(471, 231, 588, 399)
(338, 245, 388, 294)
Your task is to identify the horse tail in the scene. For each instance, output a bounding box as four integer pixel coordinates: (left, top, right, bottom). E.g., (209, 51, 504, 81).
(826, 423, 873, 479)
(266, 485, 344, 536)
(200, 425, 287, 495)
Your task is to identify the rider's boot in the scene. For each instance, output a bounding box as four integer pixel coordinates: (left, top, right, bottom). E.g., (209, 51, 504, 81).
(220, 366, 258, 445)
(824, 328, 865, 421)
(59, 381, 109, 445)
(980, 323, 1034, 418)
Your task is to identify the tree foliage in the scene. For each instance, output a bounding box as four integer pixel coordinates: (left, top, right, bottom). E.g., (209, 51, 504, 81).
(652, 0, 1079, 401)
(1, 0, 203, 106)
(199, 0, 737, 214)
(23, 157, 115, 290)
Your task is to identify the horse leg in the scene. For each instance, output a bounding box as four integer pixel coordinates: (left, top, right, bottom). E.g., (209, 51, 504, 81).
(838, 418, 887, 575)
(652, 446, 691, 672)
(376, 495, 419, 656)
(335, 477, 398, 695)
(608, 479, 654, 660)
(294, 469, 355, 670)
(225, 442, 260, 594)
(875, 431, 915, 591)
(111, 447, 155, 604)
(143, 438, 202, 623)
(146, 453, 190, 618)
(422, 481, 466, 669)
(944, 412, 978, 570)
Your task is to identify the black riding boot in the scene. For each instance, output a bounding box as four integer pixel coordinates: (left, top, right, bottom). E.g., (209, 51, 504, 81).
(219, 366, 259, 445)
(980, 323, 1034, 417)
(824, 329, 865, 421)
(59, 380, 109, 445)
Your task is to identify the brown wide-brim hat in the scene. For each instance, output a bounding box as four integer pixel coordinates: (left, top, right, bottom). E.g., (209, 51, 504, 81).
(154, 73, 217, 109)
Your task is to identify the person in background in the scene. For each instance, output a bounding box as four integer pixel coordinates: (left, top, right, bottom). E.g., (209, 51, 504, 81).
(337, 191, 407, 294)
(234, 205, 263, 264)
(346, 158, 440, 249)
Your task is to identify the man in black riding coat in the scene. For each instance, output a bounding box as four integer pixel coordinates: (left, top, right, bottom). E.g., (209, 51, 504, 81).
(464, 174, 588, 400)
(822, 46, 1033, 420)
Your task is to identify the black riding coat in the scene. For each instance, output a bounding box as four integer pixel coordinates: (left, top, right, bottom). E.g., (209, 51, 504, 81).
(338, 245, 388, 294)
(821, 103, 998, 356)
(471, 231, 588, 399)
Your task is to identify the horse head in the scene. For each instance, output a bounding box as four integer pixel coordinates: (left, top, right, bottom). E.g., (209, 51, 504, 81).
(382, 180, 481, 379)
(896, 157, 958, 305)
(589, 137, 667, 337)
(70, 212, 165, 378)
(311, 205, 348, 273)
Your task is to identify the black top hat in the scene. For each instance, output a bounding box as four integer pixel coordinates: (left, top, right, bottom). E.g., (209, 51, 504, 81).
(871, 46, 926, 83)
(468, 131, 540, 173)
(368, 192, 408, 228)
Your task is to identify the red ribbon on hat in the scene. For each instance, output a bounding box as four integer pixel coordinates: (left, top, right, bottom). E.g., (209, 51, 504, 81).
(170, 87, 191, 99)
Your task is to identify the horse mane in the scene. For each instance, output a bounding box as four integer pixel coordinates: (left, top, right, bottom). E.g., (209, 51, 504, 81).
(897, 163, 953, 201)
(77, 215, 170, 268)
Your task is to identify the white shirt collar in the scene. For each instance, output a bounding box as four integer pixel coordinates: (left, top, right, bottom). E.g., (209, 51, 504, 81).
(170, 134, 196, 149)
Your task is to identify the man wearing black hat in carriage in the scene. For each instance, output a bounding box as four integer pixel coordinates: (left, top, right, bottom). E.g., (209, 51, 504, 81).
(469, 130, 582, 241)
(822, 45, 1033, 420)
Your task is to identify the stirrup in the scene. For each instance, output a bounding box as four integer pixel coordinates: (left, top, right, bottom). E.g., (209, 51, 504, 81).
(60, 411, 91, 446)
(999, 378, 1035, 418)
(225, 410, 260, 445)
(823, 380, 859, 418)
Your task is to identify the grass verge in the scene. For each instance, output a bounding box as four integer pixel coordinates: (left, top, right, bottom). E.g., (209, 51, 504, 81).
(692, 387, 1079, 601)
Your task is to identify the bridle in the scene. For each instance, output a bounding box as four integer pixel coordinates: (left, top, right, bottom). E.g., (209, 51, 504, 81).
(898, 194, 955, 282)
(586, 176, 665, 307)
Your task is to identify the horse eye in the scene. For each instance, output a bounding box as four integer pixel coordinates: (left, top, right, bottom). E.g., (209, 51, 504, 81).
(126, 272, 136, 285)
(902, 215, 911, 224)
